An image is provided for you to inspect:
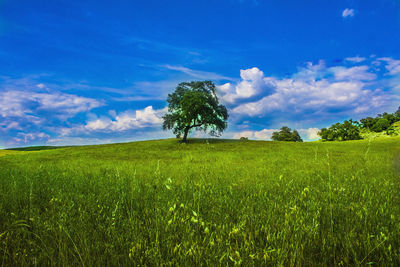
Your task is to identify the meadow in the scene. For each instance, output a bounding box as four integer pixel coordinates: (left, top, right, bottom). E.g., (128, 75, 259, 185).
(0, 137, 399, 266)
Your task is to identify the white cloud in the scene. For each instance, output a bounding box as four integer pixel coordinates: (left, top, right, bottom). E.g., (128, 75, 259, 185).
(218, 82, 233, 93)
(345, 56, 366, 63)
(1, 122, 21, 131)
(232, 129, 277, 140)
(232, 78, 372, 116)
(85, 106, 166, 132)
(353, 105, 370, 114)
(330, 66, 376, 81)
(35, 92, 102, 116)
(253, 129, 277, 139)
(293, 60, 326, 81)
(378, 57, 400, 75)
(228, 60, 392, 118)
(0, 88, 104, 147)
(236, 67, 265, 97)
(218, 67, 271, 103)
(0, 90, 103, 118)
(15, 132, 50, 143)
(342, 8, 355, 18)
(298, 128, 320, 140)
(232, 130, 257, 139)
(85, 118, 112, 131)
(0, 91, 32, 117)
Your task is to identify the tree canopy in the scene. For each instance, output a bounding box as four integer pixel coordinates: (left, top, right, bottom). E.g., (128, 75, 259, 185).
(318, 107, 400, 141)
(162, 81, 228, 142)
(271, 126, 303, 142)
(360, 110, 400, 133)
(318, 120, 361, 141)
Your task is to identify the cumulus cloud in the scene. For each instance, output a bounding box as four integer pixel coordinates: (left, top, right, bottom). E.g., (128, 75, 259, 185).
(342, 8, 355, 18)
(298, 128, 320, 140)
(217, 67, 272, 103)
(236, 68, 265, 97)
(85, 106, 165, 132)
(224, 59, 395, 120)
(232, 77, 370, 116)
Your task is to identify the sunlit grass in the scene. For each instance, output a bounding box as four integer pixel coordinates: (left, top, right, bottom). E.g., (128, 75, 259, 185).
(1, 137, 399, 265)
(0, 150, 25, 157)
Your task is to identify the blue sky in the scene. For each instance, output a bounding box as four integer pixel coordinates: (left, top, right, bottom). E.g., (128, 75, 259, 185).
(1, 0, 400, 147)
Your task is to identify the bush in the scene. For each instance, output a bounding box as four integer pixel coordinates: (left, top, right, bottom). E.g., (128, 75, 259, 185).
(386, 125, 398, 136)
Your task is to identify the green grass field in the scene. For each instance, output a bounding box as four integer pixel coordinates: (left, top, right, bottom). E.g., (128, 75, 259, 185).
(1, 138, 399, 266)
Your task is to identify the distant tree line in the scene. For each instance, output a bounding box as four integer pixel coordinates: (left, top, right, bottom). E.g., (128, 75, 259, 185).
(318, 107, 400, 141)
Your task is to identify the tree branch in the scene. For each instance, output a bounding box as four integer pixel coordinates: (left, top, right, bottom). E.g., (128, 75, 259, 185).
(189, 123, 203, 129)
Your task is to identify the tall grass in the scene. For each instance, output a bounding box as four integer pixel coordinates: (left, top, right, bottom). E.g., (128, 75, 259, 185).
(0, 138, 399, 265)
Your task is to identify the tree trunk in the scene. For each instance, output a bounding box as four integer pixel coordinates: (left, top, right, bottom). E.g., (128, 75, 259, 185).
(182, 127, 190, 143)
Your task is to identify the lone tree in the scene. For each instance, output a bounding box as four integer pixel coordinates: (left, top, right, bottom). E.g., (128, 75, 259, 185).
(162, 81, 228, 142)
(271, 126, 303, 142)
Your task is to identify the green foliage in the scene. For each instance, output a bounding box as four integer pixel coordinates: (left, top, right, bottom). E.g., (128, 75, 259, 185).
(271, 126, 303, 142)
(371, 118, 390, 132)
(162, 81, 228, 142)
(2, 138, 399, 265)
(360, 117, 378, 129)
(324, 108, 400, 141)
(395, 107, 400, 118)
(360, 108, 400, 133)
(318, 120, 362, 141)
(386, 125, 398, 136)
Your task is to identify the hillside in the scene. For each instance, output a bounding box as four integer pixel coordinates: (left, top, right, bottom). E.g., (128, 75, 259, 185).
(361, 121, 400, 139)
(1, 138, 400, 265)
(0, 150, 24, 157)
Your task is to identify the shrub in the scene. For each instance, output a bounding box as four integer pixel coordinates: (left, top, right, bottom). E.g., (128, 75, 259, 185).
(386, 125, 398, 136)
